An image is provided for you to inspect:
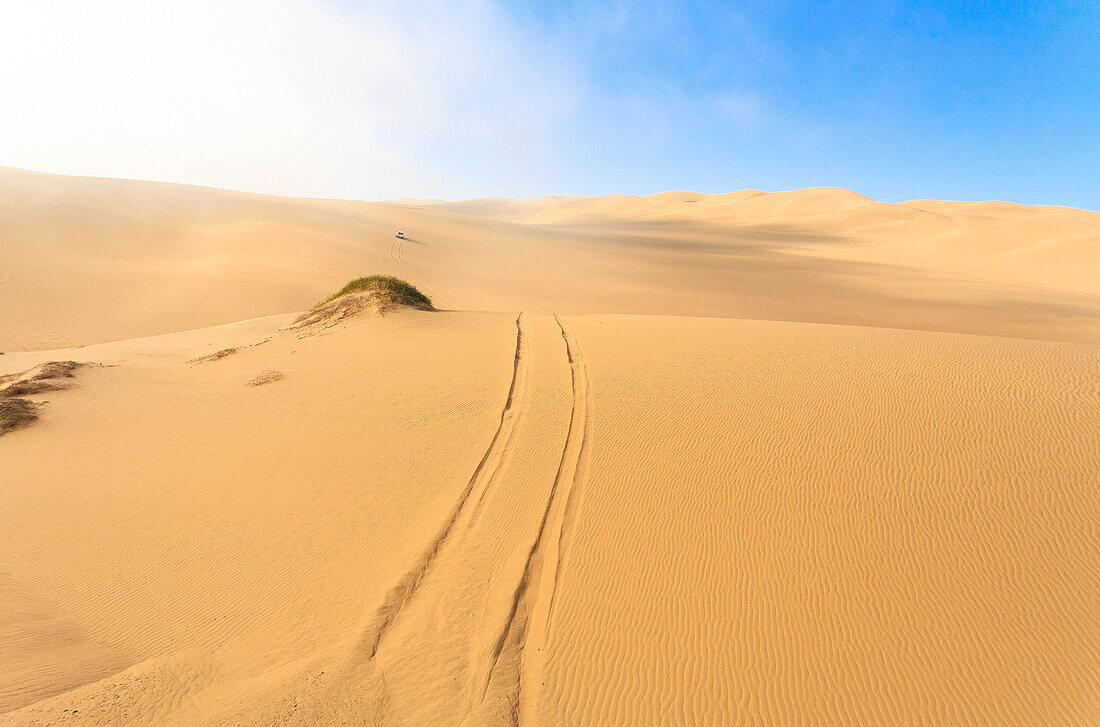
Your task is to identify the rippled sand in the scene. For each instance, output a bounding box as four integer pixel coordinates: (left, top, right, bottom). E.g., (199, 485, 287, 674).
(2, 167, 1098, 725)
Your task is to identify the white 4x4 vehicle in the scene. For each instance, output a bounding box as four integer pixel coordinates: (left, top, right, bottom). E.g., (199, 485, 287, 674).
(395, 230, 405, 239)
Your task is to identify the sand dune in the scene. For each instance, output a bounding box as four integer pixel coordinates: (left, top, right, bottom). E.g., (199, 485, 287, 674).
(2, 168, 1099, 725)
(3, 166, 1099, 350)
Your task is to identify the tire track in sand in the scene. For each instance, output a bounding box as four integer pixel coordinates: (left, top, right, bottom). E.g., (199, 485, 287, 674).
(388, 233, 456, 310)
(359, 313, 529, 658)
(544, 315, 593, 637)
(471, 313, 592, 723)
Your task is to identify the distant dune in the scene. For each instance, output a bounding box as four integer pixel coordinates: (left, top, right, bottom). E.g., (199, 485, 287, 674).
(2, 165, 1098, 351)
(1, 167, 1098, 725)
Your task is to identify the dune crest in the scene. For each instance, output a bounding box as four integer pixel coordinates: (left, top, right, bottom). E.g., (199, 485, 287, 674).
(3, 166, 1098, 350)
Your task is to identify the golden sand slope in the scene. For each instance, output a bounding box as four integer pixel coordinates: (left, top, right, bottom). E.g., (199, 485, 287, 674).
(3, 166, 1098, 350)
(2, 168, 1099, 725)
(0, 310, 519, 722)
(2, 312, 1097, 725)
(545, 316, 1100, 725)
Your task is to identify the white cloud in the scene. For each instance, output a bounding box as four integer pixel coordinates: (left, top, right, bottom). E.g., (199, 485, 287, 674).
(0, 0, 580, 199)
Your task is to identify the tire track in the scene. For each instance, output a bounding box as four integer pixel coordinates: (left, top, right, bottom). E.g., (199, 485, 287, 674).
(359, 313, 529, 659)
(389, 233, 456, 310)
(545, 315, 592, 636)
(471, 313, 592, 723)
(469, 323, 531, 523)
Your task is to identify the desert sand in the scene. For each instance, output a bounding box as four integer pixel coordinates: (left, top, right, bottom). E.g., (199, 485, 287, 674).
(1, 165, 1098, 725)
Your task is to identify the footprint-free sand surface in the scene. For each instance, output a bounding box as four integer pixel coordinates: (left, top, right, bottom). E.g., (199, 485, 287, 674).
(2, 166, 1098, 725)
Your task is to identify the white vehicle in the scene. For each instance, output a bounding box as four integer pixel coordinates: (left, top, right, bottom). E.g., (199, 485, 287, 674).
(395, 230, 405, 239)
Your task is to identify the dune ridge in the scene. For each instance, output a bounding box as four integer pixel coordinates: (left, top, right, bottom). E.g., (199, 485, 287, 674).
(3, 165, 1098, 350)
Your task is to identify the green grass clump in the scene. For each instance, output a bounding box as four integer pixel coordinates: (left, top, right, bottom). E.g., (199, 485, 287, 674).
(324, 275, 432, 307)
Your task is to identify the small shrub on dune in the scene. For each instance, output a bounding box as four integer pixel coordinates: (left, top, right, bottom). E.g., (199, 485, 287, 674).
(324, 275, 432, 308)
(290, 276, 434, 331)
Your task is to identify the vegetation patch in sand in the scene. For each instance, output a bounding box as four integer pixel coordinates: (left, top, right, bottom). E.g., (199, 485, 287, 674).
(0, 361, 82, 397)
(188, 347, 238, 365)
(247, 370, 285, 386)
(0, 361, 83, 435)
(0, 398, 38, 435)
(289, 276, 433, 331)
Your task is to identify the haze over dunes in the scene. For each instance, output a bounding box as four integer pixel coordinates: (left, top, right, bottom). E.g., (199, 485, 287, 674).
(2, 168, 1099, 726)
(3, 165, 1098, 352)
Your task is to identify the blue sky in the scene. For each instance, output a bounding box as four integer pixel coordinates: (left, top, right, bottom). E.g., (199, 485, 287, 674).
(1, 1, 1097, 207)
(496, 0, 1100, 207)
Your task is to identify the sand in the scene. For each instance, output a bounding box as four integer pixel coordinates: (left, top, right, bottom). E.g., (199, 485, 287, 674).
(1, 166, 1098, 725)
(4, 167, 1099, 350)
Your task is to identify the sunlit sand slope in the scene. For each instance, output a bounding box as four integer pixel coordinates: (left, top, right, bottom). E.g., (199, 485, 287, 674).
(0, 310, 520, 723)
(2, 311, 1098, 725)
(3, 166, 1098, 349)
(539, 316, 1100, 726)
